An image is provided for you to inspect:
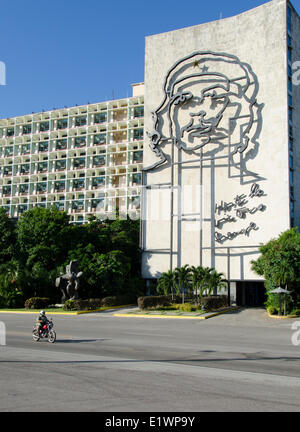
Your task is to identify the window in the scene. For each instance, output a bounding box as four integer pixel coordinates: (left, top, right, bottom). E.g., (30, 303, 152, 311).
(133, 150, 143, 162)
(73, 157, 86, 169)
(133, 128, 144, 140)
(22, 124, 32, 135)
(57, 119, 68, 130)
(6, 128, 14, 137)
(93, 134, 106, 145)
(56, 139, 67, 150)
(40, 121, 49, 132)
(19, 184, 29, 194)
(4, 146, 13, 157)
(74, 136, 86, 148)
(39, 141, 49, 152)
(94, 113, 107, 124)
(2, 186, 11, 195)
(37, 182, 47, 193)
(93, 155, 105, 167)
(54, 180, 65, 192)
(134, 107, 144, 118)
(73, 179, 85, 190)
(21, 144, 31, 154)
(20, 164, 30, 174)
(132, 173, 142, 185)
(38, 162, 48, 172)
(55, 160, 66, 171)
(92, 176, 105, 188)
(75, 116, 87, 127)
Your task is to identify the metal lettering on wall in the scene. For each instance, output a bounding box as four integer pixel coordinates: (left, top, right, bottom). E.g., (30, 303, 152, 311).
(214, 183, 266, 243)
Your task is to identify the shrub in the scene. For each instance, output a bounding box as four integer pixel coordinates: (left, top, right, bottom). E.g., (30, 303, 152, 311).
(63, 299, 102, 311)
(267, 305, 277, 315)
(101, 295, 135, 307)
(289, 309, 300, 316)
(200, 295, 227, 311)
(24, 297, 50, 309)
(177, 302, 194, 312)
(138, 295, 171, 310)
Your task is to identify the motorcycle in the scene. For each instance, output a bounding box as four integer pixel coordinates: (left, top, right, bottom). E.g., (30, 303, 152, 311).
(32, 318, 56, 343)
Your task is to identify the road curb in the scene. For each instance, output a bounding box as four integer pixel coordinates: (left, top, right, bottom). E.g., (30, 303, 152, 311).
(0, 304, 136, 316)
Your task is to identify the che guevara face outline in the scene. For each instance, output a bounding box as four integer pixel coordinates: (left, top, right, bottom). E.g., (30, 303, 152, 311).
(145, 51, 261, 172)
(169, 79, 232, 151)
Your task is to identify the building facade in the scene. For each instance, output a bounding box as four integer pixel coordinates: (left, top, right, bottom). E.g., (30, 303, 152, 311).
(141, 0, 300, 305)
(0, 84, 144, 223)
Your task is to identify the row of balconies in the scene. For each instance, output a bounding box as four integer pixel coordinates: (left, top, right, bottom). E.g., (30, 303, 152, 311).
(0, 173, 142, 197)
(0, 195, 141, 218)
(0, 108, 144, 138)
(0, 130, 144, 154)
(0, 155, 143, 176)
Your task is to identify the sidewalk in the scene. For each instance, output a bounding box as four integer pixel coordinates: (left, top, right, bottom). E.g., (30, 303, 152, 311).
(113, 306, 239, 320)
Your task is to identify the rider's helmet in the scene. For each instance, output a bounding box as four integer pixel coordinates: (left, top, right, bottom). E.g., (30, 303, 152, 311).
(40, 310, 45, 316)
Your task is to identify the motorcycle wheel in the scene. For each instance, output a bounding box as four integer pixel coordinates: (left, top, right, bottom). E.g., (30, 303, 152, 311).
(48, 330, 56, 343)
(32, 329, 40, 342)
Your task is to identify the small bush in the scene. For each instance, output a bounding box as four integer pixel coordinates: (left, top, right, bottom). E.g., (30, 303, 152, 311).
(289, 309, 300, 316)
(267, 305, 277, 315)
(200, 295, 227, 311)
(63, 299, 102, 311)
(24, 297, 50, 309)
(138, 296, 171, 310)
(177, 303, 194, 312)
(101, 295, 135, 307)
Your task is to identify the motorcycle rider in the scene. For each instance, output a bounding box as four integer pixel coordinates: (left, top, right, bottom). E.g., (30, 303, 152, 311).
(36, 310, 49, 335)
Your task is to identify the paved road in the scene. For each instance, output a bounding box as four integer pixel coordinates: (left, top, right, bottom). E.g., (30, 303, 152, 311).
(1, 308, 300, 412)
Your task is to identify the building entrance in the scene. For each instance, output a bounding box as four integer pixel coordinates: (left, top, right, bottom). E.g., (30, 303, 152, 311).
(236, 282, 266, 307)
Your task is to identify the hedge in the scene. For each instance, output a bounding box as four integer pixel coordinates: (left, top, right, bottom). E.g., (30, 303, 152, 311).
(24, 297, 50, 309)
(138, 295, 172, 310)
(63, 295, 136, 311)
(200, 295, 227, 311)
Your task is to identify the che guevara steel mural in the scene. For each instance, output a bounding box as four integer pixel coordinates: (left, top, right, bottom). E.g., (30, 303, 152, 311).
(143, 51, 265, 244)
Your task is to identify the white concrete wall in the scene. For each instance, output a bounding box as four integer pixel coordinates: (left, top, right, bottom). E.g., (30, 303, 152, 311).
(142, 0, 292, 281)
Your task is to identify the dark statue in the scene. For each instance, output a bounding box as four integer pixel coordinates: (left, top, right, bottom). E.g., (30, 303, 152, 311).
(56, 260, 83, 303)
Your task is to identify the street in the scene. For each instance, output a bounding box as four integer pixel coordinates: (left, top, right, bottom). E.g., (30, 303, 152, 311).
(0, 308, 300, 412)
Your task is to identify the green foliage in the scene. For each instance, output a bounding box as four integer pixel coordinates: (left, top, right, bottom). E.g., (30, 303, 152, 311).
(138, 295, 171, 310)
(0, 208, 16, 265)
(24, 297, 50, 309)
(0, 206, 144, 307)
(200, 295, 228, 311)
(177, 302, 194, 312)
(251, 228, 300, 313)
(156, 265, 227, 304)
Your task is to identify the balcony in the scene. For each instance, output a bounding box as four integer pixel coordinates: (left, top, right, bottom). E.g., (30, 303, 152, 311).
(54, 181, 65, 192)
(93, 134, 106, 146)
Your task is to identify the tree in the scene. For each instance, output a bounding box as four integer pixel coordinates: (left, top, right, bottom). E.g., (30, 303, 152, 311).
(251, 228, 300, 312)
(174, 265, 191, 304)
(206, 270, 227, 296)
(0, 208, 16, 266)
(157, 270, 175, 297)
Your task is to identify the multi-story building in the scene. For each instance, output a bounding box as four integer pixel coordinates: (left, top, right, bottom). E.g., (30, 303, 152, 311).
(141, 0, 300, 305)
(0, 83, 144, 223)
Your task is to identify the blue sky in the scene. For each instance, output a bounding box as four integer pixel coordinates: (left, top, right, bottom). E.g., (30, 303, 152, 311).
(0, 0, 299, 118)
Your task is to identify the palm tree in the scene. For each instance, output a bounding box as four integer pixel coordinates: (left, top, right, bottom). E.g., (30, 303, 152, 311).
(174, 265, 191, 304)
(206, 270, 227, 296)
(198, 267, 214, 297)
(190, 266, 205, 302)
(157, 270, 175, 298)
